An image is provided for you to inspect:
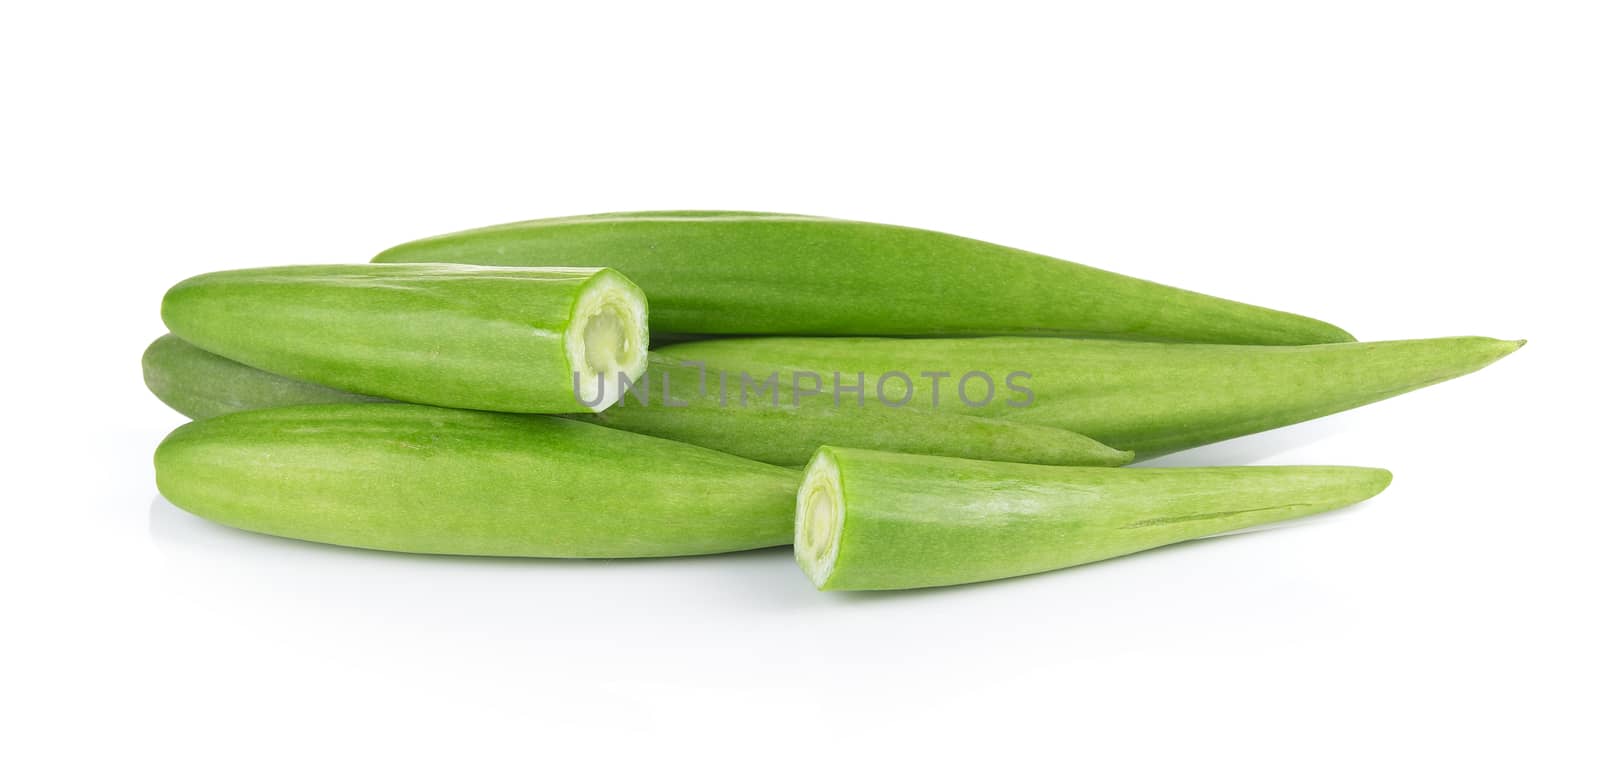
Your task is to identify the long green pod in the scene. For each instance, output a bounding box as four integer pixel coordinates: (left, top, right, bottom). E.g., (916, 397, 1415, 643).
(574, 362, 1131, 467)
(143, 334, 384, 419)
(796, 447, 1392, 591)
(659, 335, 1525, 456)
(374, 211, 1353, 345)
(154, 403, 799, 557)
(161, 264, 648, 413)
(140, 335, 1132, 468)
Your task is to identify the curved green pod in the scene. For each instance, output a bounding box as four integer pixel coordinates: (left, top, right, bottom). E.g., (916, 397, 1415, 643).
(659, 335, 1525, 457)
(154, 403, 799, 557)
(143, 334, 384, 419)
(160, 264, 648, 413)
(795, 447, 1393, 591)
(374, 211, 1353, 345)
(140, 335, 1132, 468)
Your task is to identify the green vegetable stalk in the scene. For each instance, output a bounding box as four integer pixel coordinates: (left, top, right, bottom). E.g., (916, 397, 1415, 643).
(795, 447, 1392, 591)
(659, 335, 1525, 456)
(160, 264, 648, 413)
(155, 403, 799, 557)
(374, 211, 1353, 345)
(141, 335, 1133, 468)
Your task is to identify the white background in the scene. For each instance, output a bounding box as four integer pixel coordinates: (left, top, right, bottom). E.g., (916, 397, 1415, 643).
(3, 2, 1594, 765)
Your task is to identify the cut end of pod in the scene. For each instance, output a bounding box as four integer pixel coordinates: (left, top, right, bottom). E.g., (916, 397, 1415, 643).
(567, 270, 650, 411)
(795, 447, 847, 589)
(160, 263, 652, 414)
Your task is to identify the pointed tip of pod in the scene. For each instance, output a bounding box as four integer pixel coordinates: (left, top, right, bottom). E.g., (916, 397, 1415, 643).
(1102, 446, 1139, 467)
(1083, 444, 1137, 468)
(1289, 465, 1394, 509)
(1040, 428, 1136, 467)
(1351, 466, 1395, 502)
(1465, 336, 1527, 367)
(371, 244, 409, 263)
(1232, 309, 1355, 345)
(1347, 335, 1526, 386)
(1318, 322, 1359, 344)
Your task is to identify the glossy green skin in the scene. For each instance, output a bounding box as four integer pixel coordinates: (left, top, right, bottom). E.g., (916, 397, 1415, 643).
(374, 211, 1353, 345)
(161, 264, 643, 413)
(140, 335, 1131, 468)
(155, 404, 800, 557)
(664, 336, 1525, 457)
(143, 334, 384, 419)
(812, 447, 1393, 590)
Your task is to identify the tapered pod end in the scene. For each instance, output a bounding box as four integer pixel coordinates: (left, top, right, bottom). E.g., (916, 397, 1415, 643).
(1328, 466, 1394, 506)
(1282, 316, 1357, 345)
(1078, 442, 1136, 468)
(1319, 324, 1358, 344)
(1452, 337, 1526, 360)
(1431, 336, 1527, 378)
(796, 447, 1395, 592)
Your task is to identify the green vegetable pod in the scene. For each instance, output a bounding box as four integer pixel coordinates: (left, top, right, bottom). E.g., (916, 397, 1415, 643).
(142, 333, 385, 419)
(374, 211, 1353, 345)
(663, 335, 1525, 456)
(576, 363, 1132, 467)
(140, 335, 1132, 468)
(160, 264, 648, 413)
(154, 403, 799, 557)
(795, 447, 1393, 591)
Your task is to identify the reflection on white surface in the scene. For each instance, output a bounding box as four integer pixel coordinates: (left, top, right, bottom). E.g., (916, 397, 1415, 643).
(132, 490, 1356, 764)
(144, 484, 1337, 645)
(147, 494, 816, 611)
